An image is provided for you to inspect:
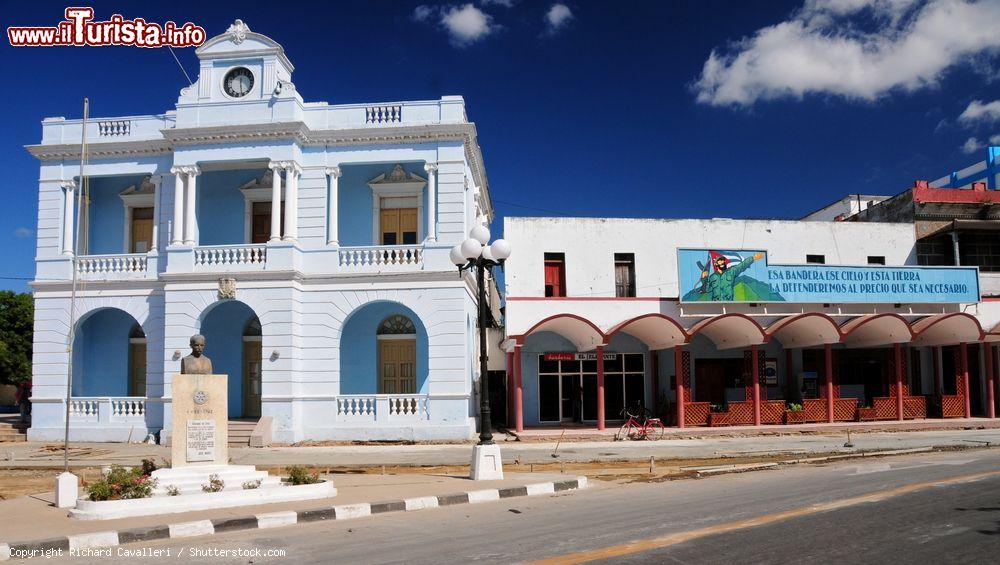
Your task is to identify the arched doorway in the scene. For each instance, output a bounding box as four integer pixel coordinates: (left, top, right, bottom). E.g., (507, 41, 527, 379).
(340, 302, 428, 395)
(72, 308, 145, 397)
(200, 301, 261, 418)
(377, 315, 417, 394)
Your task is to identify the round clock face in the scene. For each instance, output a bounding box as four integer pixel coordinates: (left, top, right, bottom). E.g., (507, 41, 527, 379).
(223, 67, 254, 98)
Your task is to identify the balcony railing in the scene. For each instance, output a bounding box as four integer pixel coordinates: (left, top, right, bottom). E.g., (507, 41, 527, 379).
(69, 397, 146, 424)
(339, 245, 422, 271)
(76, 253, 148, 279)
(194, 244, 267, 271)
(335, 394, 429, 423)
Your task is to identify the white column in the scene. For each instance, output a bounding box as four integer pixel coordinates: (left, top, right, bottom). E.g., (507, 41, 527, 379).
(283, 163, 300, 242)
(170, 167, 185, 246)
(424, 163, 438, 243)
(61, 180, 76, 256)
(183, 166, 199, 246)
(326, 166, 341, 246)
(268, 162, 283, 242)
(149, 175, 162, 252)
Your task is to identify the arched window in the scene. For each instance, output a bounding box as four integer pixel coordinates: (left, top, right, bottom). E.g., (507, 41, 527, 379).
(377, 315, 416, 336)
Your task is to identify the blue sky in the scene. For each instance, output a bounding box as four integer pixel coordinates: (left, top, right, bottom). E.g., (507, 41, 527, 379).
(1, 0, 998, 292)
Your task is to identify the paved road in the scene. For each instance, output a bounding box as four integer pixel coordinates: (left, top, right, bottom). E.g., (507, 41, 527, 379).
(52, 448, 1000, 564)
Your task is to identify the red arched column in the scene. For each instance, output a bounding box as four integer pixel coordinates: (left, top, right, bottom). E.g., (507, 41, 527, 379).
(894, 343, 904, 421)
(675, 345, 686, 428)
(596, 345, 606, 430)
(987, 343, 995, 419)
(825, 343, 834, 423)
(751, 344, 761, 426)
(514, 345, 523, 433)
(961, 342, 971, 418)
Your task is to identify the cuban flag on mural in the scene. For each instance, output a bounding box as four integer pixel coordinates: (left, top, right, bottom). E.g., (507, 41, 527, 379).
(707, 250, 744, 273)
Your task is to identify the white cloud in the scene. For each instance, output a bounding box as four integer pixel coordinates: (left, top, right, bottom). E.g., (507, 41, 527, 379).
(13, 227, 33, 239)
(693, 0, 1000, 107)
(961, 137, 983, 153)
(959, 99, 1000, 124)
(440, 4, 497, 46)
(991, 134, 1000, 145)
(412, 5, 435, 22)
(545, 3, 574, 32)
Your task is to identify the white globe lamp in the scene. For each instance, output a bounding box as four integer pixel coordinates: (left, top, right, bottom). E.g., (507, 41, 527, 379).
(490, 239, 511, 261)
(450, 244, 466, 266)
(461, 238, 483, 260)
(470, 225, 491, 246)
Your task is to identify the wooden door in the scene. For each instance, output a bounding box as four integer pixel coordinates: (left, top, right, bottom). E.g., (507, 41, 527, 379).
(130, 207, 154, 253)
(129, 341, 146, 397)
(251, 201, 281, 244)
(243, 340, 262, 418)
(380, 208, 418, 245)
(379, 339, 416, 393)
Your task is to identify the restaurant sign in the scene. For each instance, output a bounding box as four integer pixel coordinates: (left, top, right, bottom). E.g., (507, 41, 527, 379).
(544, 352, 618, 361)
(678, 249, 979, 304)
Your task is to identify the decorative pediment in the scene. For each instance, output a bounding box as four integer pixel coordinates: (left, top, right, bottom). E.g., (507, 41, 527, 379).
(119, 176, 156, 207)
(240, 169, 276, 201)
(367, 164, 426, 196)
(239, 169, 273, 191)
(195, 19, 294, 72)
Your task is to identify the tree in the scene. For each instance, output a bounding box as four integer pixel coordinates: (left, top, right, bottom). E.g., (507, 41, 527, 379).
(0, 291, 33, 384)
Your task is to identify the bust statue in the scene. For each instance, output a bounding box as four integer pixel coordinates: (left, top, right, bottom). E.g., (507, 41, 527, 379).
(180, 334, 214, 375)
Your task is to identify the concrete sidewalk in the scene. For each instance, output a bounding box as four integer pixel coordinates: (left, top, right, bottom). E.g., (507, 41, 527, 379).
(0, 471, 580, 544)
(2, 426, 999, 468)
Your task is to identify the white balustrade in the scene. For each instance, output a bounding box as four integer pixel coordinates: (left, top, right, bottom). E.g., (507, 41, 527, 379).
(337, 396, 377, 420)
(76, 253, 148, 278)
(111, 397, 146, 419)
(69, 397, 146, 423)
(69, 398, 100, 421)
(365, 105, 402, 124)
(98, 120, 131, 136)
(193, 244, 267, 269)
(339, 245, 422, 269)
(336, 394, 429, 423)
(387, 395, 428, 419)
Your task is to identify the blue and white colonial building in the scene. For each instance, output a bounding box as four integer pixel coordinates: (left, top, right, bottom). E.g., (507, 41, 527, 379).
(27, 20, 495, 443)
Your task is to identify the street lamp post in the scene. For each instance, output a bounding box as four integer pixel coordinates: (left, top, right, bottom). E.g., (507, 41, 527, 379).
(452, 227, 511, 477)
(451, 226, 511, 446)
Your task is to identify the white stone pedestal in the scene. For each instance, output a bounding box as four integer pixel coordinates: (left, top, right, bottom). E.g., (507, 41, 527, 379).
(469, 444, 503, 481)
(55, 472, 79, 508)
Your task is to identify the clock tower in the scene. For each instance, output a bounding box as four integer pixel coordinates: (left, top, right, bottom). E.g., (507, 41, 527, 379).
(175, 19, 298, 126)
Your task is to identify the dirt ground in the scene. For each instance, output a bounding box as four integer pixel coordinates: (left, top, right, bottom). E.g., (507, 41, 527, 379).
(0, 452, 818, 500)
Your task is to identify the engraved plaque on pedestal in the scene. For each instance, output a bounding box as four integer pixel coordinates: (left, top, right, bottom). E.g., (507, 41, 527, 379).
(186, 420, 216, 462)
(171, 374, 229, 467)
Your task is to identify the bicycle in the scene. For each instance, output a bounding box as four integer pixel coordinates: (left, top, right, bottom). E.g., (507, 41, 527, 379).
(614, 405, 665, 441)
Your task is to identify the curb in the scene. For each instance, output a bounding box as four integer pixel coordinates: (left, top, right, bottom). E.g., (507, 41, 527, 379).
(0, 477, 587, 561)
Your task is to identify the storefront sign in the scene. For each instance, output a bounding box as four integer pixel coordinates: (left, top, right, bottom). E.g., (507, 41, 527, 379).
(678, 249, 980, 304)
(544, 352, 618, 361)
(764, 359, 778, 386)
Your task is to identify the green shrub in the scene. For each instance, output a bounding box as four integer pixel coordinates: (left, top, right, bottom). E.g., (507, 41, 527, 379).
(787, 403, 804, 412)
(242, 479, 262, 490)
(86, 466, 157, 501)
(166, 485, 181, 496)
(285, 466, 320, 485)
